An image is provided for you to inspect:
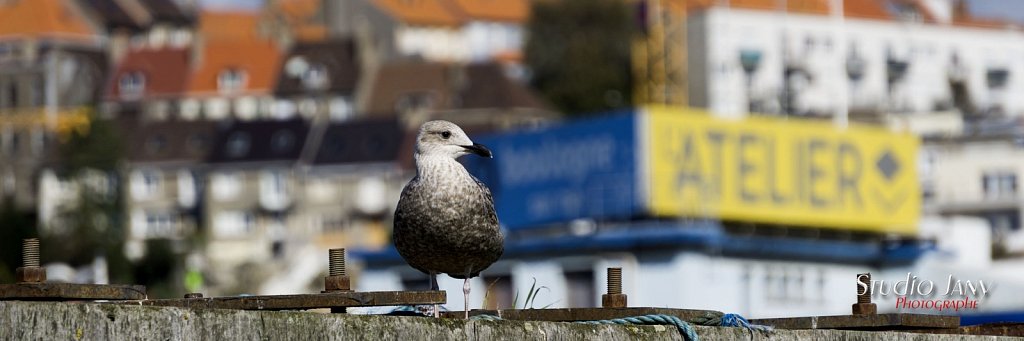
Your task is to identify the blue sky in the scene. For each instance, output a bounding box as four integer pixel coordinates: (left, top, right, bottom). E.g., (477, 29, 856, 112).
(968, 0, 1024, 24)
(200, 0, 263, 11)
(199, 0, 1024, 24)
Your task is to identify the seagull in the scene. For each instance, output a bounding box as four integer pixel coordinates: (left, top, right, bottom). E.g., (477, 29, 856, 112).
(393, 120, 504, 319)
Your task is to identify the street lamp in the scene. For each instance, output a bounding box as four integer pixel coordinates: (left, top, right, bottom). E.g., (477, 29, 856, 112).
(739, 49, 763, 113)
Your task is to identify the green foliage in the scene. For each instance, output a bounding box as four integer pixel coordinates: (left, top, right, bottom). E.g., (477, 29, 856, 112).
(525, 0, 635, 116)
(60, 113, 123, 173)
(512, 277, 555, 309)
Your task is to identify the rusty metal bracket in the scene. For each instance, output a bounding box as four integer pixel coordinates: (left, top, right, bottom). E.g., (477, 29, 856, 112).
(130, 290, 446, 311)
(443, 307, 721, 321)
(0, 283, 147, 301)
(750, 313, 959, 331)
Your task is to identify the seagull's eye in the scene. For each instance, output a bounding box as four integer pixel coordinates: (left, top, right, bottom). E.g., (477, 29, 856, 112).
(441, 131, 451, 139)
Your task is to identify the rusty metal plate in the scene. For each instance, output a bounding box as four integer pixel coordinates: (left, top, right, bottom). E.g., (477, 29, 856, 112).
(443, 307, 721, 321)
(132, 290, 445, 311)
(0, 283, 147, 301)
(750, 313, 959, 330)
(906, 323, 1024, 336)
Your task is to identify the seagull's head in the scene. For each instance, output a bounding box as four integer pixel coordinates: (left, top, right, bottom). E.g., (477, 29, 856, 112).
(415, 120, 492, 159)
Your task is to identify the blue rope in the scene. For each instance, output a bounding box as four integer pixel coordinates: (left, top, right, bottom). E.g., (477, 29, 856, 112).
(576, 314, 699, 341)
(719, 313, 773, 333)
(431, 309, 773, 341)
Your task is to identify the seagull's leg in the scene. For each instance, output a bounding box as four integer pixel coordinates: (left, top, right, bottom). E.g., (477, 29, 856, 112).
(430, 271, 439, 318)
(463, 277, 471, 320)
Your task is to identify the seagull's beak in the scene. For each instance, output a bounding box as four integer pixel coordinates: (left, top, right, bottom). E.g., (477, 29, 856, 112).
(462, 143, 493, 158)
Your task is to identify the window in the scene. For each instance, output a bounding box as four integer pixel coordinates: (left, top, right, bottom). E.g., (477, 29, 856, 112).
(329, 97, 353, 121)
(211, 172, 243, 200)
(179, 99, 201, 120)
(983, 172, 1017, 199)
(225, 132, 250, 158)
(983, 210, 1021, 232)
(119, 72, 145, 99)
(395, 91, 437, 113)
(146, 135, 167, 154)
(145, 212, 177, 238)
(987, 69, 1010, 89)
(131, 169, 163, 199)
(270, 131, 295, 154)
(217, 68, 247, 93)
(212, 211, 257, 238)
(186, 133, 209, 153)
(302, 63, 329, 90)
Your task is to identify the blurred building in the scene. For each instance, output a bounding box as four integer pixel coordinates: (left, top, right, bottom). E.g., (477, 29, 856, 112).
(104, 47, 192, 121)
(923, 125, 1024, 257)
(122, 120, 216, 244)
(273, 39, 361, 122)
(78, 0, 197, 62)
(0, 0, 107, 212)
(185, 39, 284, 121)
(683, 0, 1022, 124)
(300, 118, 407, 250)
(322, 0, 528, 64)
(201, 119, 309, 291)
(362, 61, 555, 130)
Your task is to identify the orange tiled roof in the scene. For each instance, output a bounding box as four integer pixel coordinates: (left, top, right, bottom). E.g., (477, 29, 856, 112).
(278, 0, 319, 18)
(844, 0, 891, 20)
(188, 40, 283, 95)
(445, 0, 529, 22)
(198, 11, 263, 41)
(723, 0, 829, 15)
(372, 0, 464, 26)
(0, 0, 96, 40)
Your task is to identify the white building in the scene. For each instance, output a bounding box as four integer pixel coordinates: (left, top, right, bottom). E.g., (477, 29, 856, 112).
(687, 0, 1024, 122)
(325, 0, 528, 63)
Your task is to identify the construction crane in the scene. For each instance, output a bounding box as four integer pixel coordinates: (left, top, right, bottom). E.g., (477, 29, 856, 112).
(0, 107, 92, 136)
(632, 0, 688, 106)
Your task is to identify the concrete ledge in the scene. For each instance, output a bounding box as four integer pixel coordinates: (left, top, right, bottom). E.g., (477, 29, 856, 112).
(0, 301, 1015, 340)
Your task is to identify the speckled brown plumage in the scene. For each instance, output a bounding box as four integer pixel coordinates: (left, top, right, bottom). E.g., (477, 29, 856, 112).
(393, 121, 503, 281)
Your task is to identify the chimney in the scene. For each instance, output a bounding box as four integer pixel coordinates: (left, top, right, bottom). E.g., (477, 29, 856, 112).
(323, 0, 354, 38)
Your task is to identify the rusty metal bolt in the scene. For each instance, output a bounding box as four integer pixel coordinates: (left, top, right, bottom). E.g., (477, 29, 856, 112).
(23, 238, 39, 267)
(15, 238, 45, 283)
(329, 248, 346, 277)
(601, 267, 627, 308)
(324, 248, 351, 292)
(184, 293, 204, 299)
(852, 273, 877, 315)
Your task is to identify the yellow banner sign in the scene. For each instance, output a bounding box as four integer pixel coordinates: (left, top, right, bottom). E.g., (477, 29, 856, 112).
(645, 106, 919, 234)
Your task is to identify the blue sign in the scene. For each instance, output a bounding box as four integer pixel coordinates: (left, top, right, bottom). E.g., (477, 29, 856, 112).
(464, 112, 641, 230)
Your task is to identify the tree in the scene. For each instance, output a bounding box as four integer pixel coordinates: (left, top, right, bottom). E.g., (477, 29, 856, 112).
(525, 0, 635, 116)
(42, 114, 132, 283)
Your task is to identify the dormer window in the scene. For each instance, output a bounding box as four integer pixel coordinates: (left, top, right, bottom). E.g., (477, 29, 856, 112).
(226, 132, 250, 158)
(270, 131, 296, 154)
(217, 68, 247, 94)
(395, 91, 437, 113)
(146, 135, 167, 154)
(302, 63, 329, 90)
(119, 72, 145, 100)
